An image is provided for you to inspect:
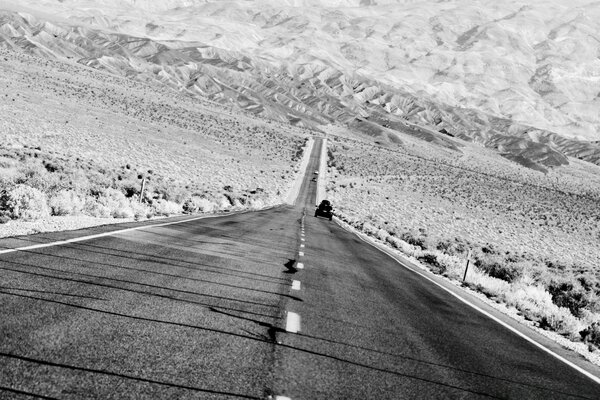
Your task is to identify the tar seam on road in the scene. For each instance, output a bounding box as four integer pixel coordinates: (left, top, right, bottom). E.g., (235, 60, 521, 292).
(341, 219, 600, 386)
(285, 312, 301, 333)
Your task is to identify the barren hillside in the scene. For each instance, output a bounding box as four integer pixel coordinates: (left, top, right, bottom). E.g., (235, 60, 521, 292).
(1, 0, 599, 172)
(0, 44, 309, 233)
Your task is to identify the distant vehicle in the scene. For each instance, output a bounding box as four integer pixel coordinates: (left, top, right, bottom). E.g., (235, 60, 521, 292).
(314, 199, 333, 221)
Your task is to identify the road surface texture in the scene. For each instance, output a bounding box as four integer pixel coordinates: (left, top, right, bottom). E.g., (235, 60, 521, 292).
(1, 138, 600, 399)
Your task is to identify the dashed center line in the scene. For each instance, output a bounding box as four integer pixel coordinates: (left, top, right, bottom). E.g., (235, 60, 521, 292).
(291, 280, 301, 290)
(298, 251, 304, 257)
(300, 238, 305, 242)
(297, 262, 304, 269)
(286, 312, 301, 333)
(300, 244, 305, 248)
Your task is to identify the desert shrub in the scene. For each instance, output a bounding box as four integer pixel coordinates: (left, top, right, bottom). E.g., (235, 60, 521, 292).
(16, 163, 62, 193)
(538, 307, 583, 338)
(248, 197, 268, 210)
(3, 184, 49, 220)
(576, 273, 600, 294)
(580, 322, 600, 347)
(385, 235, 402, 249)
(48, 190, 84, 216)
(436, 238, 468, 256)
(375, 228, 389, 242)
(481, 243, 497, 255)
(129, 200, 151, 220)
(361, 223, 378, 236)
(545, 260, 571, 272)
(400, 231, 427, 249)
(152, 199, 182, 216)
(548, 279, 590, 318)
(504, 284, 582, 338)
(435, 252, 465, 280)
(94, 188, 134, 219)
(217, 196, 232, 210)
(380, 232, 420, 258)
(119, 178, 141, 198)
(475, 255, 524, 283)
(436, 239, 452, 253)
(168, 187, 192, 204)
(417, 252, 445, 274)
(83, 197, 111, 218)
(183, 196, 215, 213)
(467, 270, 511, 298)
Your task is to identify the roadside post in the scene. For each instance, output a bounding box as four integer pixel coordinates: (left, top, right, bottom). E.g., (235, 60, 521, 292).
(139, 177, 146, 203)
(463, 249, 472, 282)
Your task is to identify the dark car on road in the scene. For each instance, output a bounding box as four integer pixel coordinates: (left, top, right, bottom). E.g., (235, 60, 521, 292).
(314, 199, 333, 221)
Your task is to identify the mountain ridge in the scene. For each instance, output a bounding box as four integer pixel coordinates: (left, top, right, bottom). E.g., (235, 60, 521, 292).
(1, 1, 600, 172)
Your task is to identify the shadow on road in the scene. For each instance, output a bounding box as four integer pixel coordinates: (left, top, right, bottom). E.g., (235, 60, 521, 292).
(0, 286, 105, 301)
(0, 264, 277, 319)
(0, 386, 61, 400)
(283, 259, 297, 274)
(293, 331, 588, 399)
(1, 289, 588, 399)
(0, 352, 262, 399)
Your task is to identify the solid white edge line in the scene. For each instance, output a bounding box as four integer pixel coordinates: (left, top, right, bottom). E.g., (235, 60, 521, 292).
(336, 218, 600, 386)
(286, 312, 301, 333)
(0, 207, 278, 256)
(292, 280, 301, 290)
(297, 262, 304, 269)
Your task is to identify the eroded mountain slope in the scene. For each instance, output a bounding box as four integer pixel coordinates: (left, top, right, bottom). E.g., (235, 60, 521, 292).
(1, 7, 600, 173)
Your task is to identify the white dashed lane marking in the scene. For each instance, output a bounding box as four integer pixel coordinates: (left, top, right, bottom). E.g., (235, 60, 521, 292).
(300, 244, 305, 248)
(299, 251, 304, 257)
(297, 262, 304, 269)
(301, 238, 305, 241)
(292, 280, 301, 290)
(286, 312, 301, 333)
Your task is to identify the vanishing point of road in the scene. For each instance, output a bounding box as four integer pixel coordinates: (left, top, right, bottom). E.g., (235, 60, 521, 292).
(1, 138, 599, 399)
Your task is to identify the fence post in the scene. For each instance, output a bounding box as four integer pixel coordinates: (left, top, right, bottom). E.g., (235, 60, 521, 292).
(139, 177, 146, 203)
(463, 249, 472, 282)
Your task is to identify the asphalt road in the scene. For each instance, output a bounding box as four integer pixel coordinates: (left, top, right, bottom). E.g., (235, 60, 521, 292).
(1, 138, 600, 399)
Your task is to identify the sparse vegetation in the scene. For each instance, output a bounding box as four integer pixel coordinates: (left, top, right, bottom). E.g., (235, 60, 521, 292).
(0, 47, 309, 233)
(326, 133, 600, 351)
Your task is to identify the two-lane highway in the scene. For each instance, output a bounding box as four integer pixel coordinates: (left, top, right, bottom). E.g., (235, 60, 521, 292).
(1, 137, 600, 399)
